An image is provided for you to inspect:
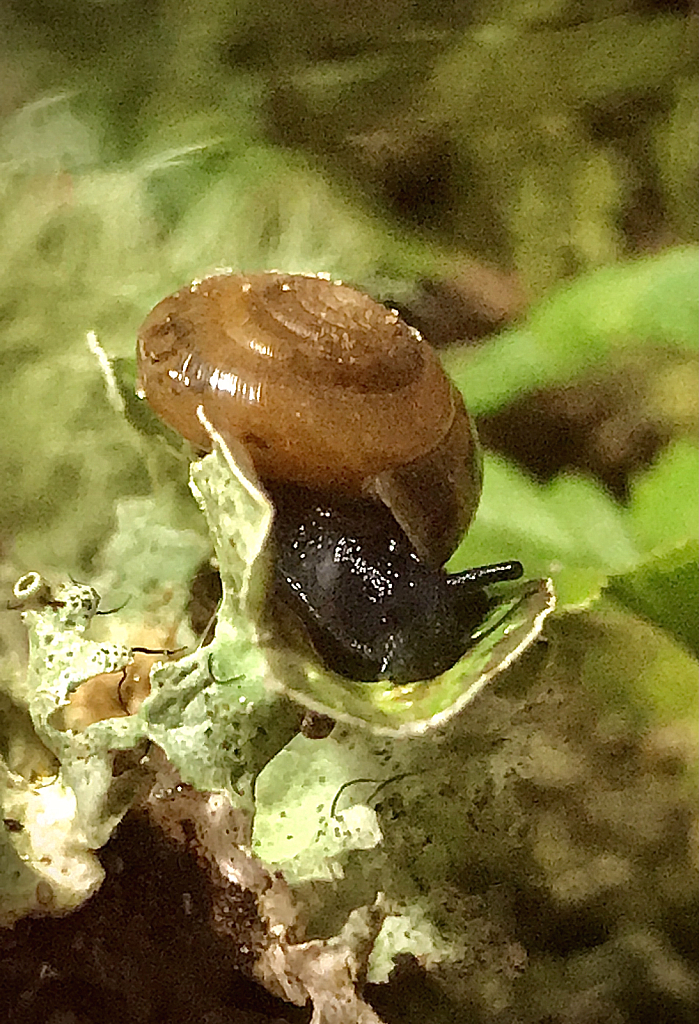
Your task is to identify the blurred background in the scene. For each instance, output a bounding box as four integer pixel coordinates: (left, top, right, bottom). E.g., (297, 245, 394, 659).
(0, 3, 697, 1023)
(0, 0, 696, 573)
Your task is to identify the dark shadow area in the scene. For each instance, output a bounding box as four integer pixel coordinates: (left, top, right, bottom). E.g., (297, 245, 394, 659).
(0, 812, 311, 1024)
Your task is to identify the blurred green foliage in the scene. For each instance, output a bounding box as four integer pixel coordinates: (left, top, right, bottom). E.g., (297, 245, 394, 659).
(0, 3, 697, 1019)
(1, 1, 697, 280)
(0, 0, 696, 697)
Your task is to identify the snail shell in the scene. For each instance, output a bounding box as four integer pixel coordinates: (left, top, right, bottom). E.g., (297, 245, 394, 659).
(136, 272, 482, 567)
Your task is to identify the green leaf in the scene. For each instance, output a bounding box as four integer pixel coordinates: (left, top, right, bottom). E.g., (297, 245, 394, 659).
(608, 540, 699, 658)
(450, 455, 640, 608)
(445, 247, 699, 415)
(578, 600, 698, 727)
(625, 440, 699, 553)
(453, 441, 698, 612)
(602, 441, 698, 652)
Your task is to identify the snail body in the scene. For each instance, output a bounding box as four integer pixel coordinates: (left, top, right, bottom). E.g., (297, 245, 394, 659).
(269, 483, 520, 682)
(137, 272, 522, 683)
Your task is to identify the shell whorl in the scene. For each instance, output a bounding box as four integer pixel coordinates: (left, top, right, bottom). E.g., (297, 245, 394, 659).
(137, 271, 482, 565)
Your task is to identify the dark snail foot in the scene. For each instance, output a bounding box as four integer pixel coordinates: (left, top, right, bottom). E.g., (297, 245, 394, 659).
(269, 484, 523, 684)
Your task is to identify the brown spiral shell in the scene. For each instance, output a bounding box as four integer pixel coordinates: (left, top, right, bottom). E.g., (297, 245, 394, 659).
(136, 271, 482, 567)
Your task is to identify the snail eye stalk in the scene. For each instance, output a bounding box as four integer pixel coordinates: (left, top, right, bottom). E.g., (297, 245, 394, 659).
(138, 271, 529, 683)
(447, 561, 524, 589)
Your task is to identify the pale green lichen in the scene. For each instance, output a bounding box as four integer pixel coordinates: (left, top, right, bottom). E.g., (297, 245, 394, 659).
(1, 415, 555, 991)
(367, 902, 461, 985)
(252, 729, 386, 885)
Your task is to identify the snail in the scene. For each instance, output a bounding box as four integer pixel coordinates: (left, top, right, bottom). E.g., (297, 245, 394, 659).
(136, 271, 522, 683)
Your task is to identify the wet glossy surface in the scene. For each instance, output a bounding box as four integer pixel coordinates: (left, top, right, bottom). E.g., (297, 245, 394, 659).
(136, 272, 481, 565)
(269, 483, 502, 683)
